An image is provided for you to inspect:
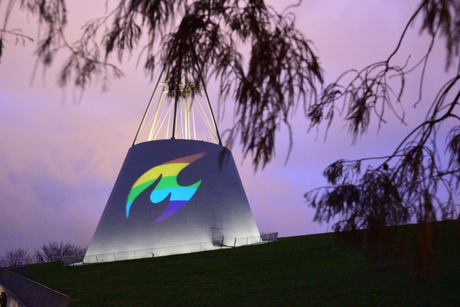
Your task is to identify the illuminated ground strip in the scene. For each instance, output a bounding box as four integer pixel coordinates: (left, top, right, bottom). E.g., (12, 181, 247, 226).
(126, 151, 207, 222)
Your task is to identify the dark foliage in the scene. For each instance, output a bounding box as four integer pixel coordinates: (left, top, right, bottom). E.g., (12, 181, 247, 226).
(0, 242, 86, 267)
(0, 248, 32, 267)
(2, 0, 459, 278)
(101, 0, 323, 169)
(0, 0, 323, 169)
(305, 0, 460, 277)
(33, 241, 87, 263)
(420, 0, 460, 68)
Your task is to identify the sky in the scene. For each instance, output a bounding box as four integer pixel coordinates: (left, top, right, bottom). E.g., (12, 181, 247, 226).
(0, 0, 454, 256)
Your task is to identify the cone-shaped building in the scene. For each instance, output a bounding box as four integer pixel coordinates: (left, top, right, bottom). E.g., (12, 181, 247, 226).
(84, 65, 260, 263)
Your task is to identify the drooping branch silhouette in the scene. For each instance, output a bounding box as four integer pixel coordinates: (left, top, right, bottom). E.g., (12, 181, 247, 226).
(305, 0, 460, 277)
(2, 0, 457, 278)
(101, 0, 323, 169)
(0, 0, 323, 170)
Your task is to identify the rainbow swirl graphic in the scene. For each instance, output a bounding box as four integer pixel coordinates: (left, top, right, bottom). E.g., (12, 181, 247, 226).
(126, 151, 207, 222)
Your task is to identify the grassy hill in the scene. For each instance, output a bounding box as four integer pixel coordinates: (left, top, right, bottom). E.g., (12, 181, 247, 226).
(26, 226, 460, 306)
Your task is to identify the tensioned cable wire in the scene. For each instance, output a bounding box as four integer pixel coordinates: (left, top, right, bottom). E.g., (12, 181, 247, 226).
(195, 95, 218, 142)
(133, 65, 166, 146)
(134, 53, 221, 144)
(190, 49, 222, 145)
(149, 82, 169, 140)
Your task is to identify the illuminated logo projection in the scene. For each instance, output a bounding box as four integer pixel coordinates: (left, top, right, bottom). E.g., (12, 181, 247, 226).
(126, 151, 207, 222)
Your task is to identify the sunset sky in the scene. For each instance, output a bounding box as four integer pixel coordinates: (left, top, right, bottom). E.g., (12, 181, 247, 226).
(0, 0, 453, 256)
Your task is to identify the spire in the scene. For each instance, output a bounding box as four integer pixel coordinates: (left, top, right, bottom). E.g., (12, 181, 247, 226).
(133, 63, 222, 146)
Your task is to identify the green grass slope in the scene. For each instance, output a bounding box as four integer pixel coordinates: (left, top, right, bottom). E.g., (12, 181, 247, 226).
(27, 228, 460, 306)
